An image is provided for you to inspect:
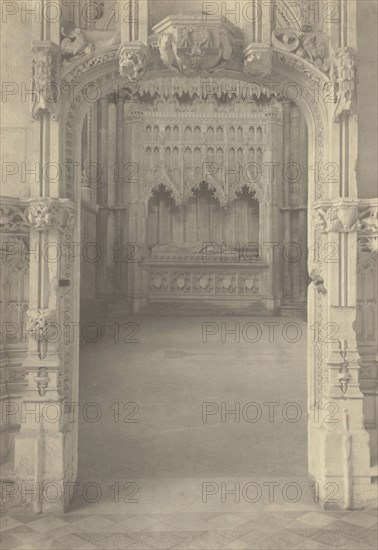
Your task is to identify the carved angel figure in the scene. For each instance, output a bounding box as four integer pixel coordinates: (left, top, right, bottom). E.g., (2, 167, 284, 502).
(197, 27, 213, 50)
(301, 33, 329, 72)
(159, 32, 179, 72)
(178, 27, 193, 49)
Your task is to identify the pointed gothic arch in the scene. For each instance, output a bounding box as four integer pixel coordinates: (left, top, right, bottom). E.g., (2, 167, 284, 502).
(8, 1, 376, 514)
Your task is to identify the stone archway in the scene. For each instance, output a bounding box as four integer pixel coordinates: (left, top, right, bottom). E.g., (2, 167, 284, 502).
(10, 1, 376, 513)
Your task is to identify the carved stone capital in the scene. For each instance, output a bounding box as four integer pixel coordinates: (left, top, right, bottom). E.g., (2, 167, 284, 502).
(152, 14, 240, 76)
(313, 200, 359, 233)
(332, 47, 357, 121)
(243, 44, 272, 78)
(272, 28, 330, 73)
(31, 41, 61, 120)
(26, 198, 75, 232)
(357, 202, 378, 252)
(118, 42, 149, 81)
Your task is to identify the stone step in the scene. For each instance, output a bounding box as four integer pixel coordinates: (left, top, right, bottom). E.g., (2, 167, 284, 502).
(138, 300, 268, 316)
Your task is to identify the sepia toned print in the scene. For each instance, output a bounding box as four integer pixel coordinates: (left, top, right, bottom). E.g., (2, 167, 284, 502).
(0, 1, 377, 549)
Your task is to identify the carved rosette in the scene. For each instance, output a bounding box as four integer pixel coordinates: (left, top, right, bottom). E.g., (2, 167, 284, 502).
(357, 204, 378, 252)
(332, 47, 357, 121)
(272, 28, 330, 73)
(31, 41, 61, 120)
(27, 198, 76, 232)
(152, 15, 240, 76)
(118, 42, 149, 81)
(313, 200, 359, 233)
(243, 45, 272, 78)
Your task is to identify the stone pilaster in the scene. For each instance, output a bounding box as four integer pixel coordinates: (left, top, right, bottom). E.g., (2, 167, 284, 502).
(311, 199, 373, 508)
(13, 199, 75, 513)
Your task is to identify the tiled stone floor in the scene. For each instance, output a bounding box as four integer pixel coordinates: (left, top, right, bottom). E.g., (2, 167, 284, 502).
(2, 316, 377, 548)
(78, 316, 310, 482)
(1, 509, 377, 549)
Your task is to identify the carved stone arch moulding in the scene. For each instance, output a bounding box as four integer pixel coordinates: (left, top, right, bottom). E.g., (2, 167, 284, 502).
(62, 69, 328, 203)
(56, 36, 333, 479)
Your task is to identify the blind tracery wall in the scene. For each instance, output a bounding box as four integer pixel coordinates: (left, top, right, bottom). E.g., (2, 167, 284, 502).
(147, 185, 259, 247)
(79, 91, 308, 311)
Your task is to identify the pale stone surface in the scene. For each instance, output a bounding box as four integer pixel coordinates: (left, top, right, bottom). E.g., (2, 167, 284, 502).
(0, 0, 377, 521)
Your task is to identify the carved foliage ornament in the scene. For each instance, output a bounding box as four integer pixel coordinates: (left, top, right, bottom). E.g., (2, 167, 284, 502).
(27, 198, 75, 232)
(272, 28, 330, 73)
(31, 41, 61, 120)
(0, 205, 29, 233)
(313, 201, 359, 233)
(118, 42, 149, 82)
(26, 309, 57, 342)
(357, 205, 378, 252)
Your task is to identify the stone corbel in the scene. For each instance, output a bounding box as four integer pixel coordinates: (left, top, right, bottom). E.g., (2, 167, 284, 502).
(26, 198, 76, 232)
(31, 41, 61, 121)
(118, 42, 150, 81)
(243, 44, 272, 78)
(313, 200, 359, 233)
(332, 47, 357, 121)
